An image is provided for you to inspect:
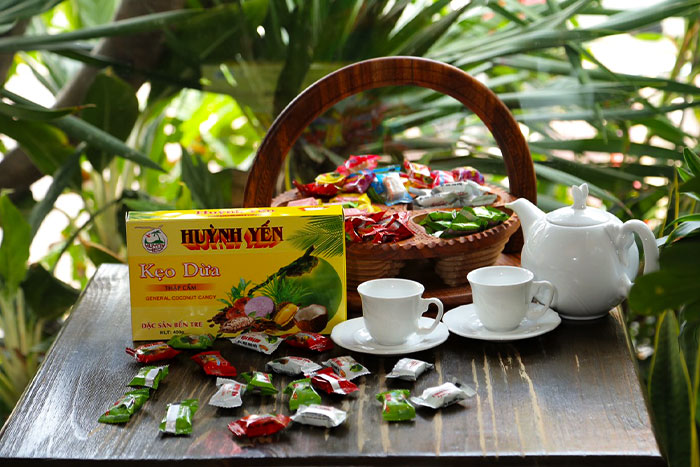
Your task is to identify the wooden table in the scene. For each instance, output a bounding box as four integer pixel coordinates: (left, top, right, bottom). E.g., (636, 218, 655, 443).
(0, 264, 663, 466)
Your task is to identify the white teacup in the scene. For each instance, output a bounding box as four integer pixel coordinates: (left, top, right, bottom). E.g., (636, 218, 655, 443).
(357, 278, 444, 346)
(467, 266, 556, 332)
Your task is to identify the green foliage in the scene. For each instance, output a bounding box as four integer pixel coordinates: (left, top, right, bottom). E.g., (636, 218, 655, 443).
(0, 195, 31, 298)
(648, 311, 697, 467)
(81, 72, 139, 171)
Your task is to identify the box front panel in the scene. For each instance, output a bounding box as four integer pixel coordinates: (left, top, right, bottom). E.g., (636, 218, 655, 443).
(127, 209, 346, 340)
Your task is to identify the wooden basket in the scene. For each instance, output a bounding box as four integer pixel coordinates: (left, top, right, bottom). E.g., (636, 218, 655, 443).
(243, 57, 536, 306)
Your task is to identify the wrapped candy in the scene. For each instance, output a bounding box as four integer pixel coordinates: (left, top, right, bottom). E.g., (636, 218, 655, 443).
(266, 356, 322, 377)
(342, 171, 376, 194)
(386, 358, 434, 381)
(284, 378, 322, 410)
(403, 160, 433, 189)
(315, 171, 346, 186)
(336, 155, 380, 175)
(166, 334, 215, 350)
(345, 211, 413, 244)
(209, 378, 246, 409)
(311, 367, 358, 395)
(452, 166, 485, 185)
(128, 365, 169, 390)
(410, 382, 476, 409)
(291, 404, 347, 428)
(285, 332, 334, 352)
(228, 414, 292, 438)
(430, 170, 455, 188)
(323, 356, 370, 381)
(125, 342, 180, 364)
(376, 390, 415, 422)
(190, 351, 237, 377)
(293, 180, 339, 198)
(159, 399, 199, 435)
(98, 388, 150, 424)
(288, 197, 320, 207)
(229, 332, 283, 355)
(240, 371, 278, 396)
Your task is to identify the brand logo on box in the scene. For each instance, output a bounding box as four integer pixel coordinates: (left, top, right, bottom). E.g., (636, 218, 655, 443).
(142, 228, 167, 254)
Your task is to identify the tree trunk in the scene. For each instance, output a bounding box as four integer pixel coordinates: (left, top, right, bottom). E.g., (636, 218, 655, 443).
(0, 0, 185, 193)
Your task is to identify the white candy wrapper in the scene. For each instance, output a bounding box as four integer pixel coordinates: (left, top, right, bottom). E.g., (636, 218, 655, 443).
(266, 356, 323, 376)
(386, 358, 434, 381)
(410, 382, 476, 409)
(322, 356, 370, 380)
(209, 379, 246, 408)
(291, 404, 347, 428)
(229, 332, 282, 354)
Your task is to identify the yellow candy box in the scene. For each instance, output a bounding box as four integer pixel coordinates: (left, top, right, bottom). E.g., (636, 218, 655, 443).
(126, 206, 346, 341)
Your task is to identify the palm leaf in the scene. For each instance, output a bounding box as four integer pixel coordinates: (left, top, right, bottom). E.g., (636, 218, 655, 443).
(289, 216, 345, 258)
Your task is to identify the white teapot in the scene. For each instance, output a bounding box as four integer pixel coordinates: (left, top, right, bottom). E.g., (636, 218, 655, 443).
(506, 184, 659, 319)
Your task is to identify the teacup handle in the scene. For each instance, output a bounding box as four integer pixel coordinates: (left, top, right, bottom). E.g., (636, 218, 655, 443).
(417, 297, 444, 335)
(527, 280, 556, 320)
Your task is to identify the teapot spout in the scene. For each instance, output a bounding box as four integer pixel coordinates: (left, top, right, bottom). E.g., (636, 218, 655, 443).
(505, 198, 545, 239)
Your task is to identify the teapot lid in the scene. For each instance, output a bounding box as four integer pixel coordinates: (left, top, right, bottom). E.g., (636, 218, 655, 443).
(545, 184, 611, 227)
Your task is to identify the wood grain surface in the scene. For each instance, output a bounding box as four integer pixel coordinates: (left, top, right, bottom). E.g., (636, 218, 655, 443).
(0, 264, 663, 466)
(243, 57, 536, 209)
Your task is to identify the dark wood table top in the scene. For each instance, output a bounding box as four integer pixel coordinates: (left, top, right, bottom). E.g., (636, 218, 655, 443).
(0, 264, 663, 466)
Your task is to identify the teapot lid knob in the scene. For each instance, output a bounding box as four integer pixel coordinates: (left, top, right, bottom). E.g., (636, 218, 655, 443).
(571, 183, 589, 210)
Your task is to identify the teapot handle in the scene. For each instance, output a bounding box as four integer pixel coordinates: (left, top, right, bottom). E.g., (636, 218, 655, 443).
(621, 220, 659, 275)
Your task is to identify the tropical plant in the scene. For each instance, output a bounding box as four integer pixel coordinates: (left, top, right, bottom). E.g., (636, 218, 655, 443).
(629, 148, 700, 467)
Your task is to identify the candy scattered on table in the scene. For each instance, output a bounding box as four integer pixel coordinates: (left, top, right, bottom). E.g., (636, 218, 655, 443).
(191, 350, 237, 377)
(311, 367, 359, 395)
(159, 399, 199, 435)
(376, 390, 416, 422)
(209, 378, 246, 409)
(323, 356, 370, 380)
(128, 365, 169, 390)
(228, 414, 292, 438)
(284, 378, 322, 410)
(410, 382, 476, 409)
(266, 356, 322, 376)
(166, 333, 216, 350)
(291, 404, 347, 428)
(285, 332, 334, 352)
(98, 388, 150, 424)
(229, 332, 283, 354)
(125, 342, 180, 364)
(386, 358, 434, 381)
(240, 371, 278, 396)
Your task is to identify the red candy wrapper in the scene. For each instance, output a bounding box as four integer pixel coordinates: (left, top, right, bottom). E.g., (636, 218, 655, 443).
(293, 180, 339, 198)
(430, 169, 455, 188)
(311, 367, 359, 395)
(452, 166, 485, 185)
(285, 332, 334, 352)
(403, 160, 433, 188)
(345, 211, 413, 244)
(191, 351, 237, 377)
(337, 155, 380, 175)
(228, 414, 292, 438)
(125, 342, 180, 364)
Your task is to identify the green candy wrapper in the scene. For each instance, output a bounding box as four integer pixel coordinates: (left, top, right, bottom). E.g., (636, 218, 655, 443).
(284, 378, 322, 410)
(159, 398, 199, 435)
(166, 334, 215, 350)
(376, 389, 415, 422)
(98, 388, 150, 424)
(128, 365, 169, 390)
(240, 371, 278, 395)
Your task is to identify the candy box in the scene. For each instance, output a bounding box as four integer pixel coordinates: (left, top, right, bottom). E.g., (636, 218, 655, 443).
(126, 206, 347, 340)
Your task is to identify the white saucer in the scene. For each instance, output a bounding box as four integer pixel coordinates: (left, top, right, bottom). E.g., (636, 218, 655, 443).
(442, 303, 561, 341)
(330, 317, 449, 355)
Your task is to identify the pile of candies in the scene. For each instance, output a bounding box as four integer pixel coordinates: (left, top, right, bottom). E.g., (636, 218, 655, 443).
(105, 332, 476, 438)
(418, 206, 510, 239)
(290, 155, 504, 244)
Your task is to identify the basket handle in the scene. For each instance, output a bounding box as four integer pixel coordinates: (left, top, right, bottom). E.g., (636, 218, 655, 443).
(243, 56, 536, 207)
